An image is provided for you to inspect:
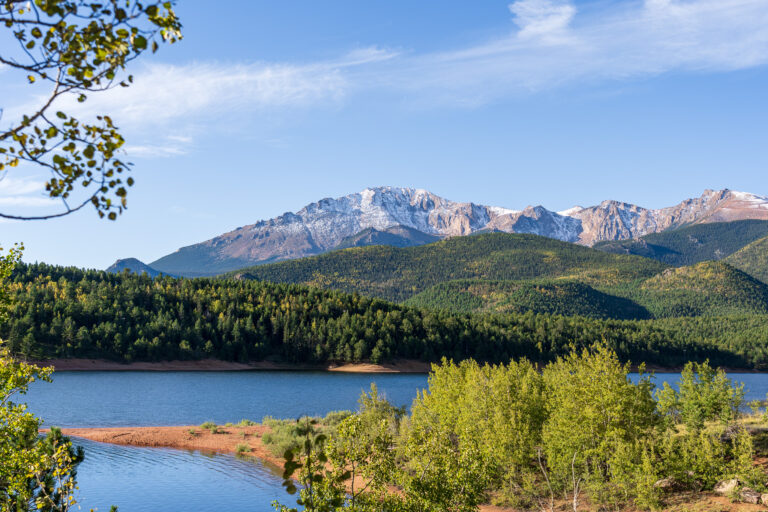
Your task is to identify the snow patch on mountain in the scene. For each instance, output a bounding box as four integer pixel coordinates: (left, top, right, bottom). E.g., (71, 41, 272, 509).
(146, 187, 768, 276)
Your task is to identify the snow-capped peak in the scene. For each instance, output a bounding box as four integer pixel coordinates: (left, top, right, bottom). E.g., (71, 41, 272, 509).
(488, 206, 521, 216)
(557, 206, 585, 217)
(147, 187, 768, 276)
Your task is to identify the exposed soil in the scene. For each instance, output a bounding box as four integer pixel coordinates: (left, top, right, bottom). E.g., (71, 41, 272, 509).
(327, 360, 432, 373)
(30, 358, 432, 373)
(50, 425, 285, 469)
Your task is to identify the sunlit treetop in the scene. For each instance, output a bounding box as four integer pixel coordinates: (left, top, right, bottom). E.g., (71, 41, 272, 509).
(0, 0, 181, 220)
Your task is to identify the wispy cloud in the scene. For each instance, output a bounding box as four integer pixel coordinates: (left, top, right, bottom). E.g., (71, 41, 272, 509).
(0, 176, 55, 208)
(509, 0, 576, 43)
(4, 47, 398, 128)
(387, 0, 768, 104)
(4, 2, 768, 125)
(123, 134, 194, 158)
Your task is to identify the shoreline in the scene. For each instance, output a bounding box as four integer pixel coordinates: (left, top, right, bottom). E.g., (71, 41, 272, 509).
(28, 358, 433, 373)
(47, 425, 287, 469)
(26, 358, 768, 374)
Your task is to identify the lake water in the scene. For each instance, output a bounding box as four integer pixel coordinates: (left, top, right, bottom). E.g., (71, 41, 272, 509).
(72, 438, 285, 512)
(25, 371, 429, 512)
(26, 371, 430, 427)
(22, 370, 768, 511)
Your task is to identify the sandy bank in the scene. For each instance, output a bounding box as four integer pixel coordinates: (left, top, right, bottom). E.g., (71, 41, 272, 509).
(327, 360, 432, 373)
(30, 358, 431, 373)
(50, 425, 285, 468)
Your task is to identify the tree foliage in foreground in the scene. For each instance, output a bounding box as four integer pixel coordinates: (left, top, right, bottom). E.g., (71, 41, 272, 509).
(1, 248, 86, 512)
(276, 348, 762, 512)
(0, 0, 181, 220)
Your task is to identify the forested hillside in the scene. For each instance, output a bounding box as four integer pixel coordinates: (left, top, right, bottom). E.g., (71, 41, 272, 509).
(726, 235, 768, 284)
(594, 220, 768, 266)
(404, 280, 651, 319)
(401, 261, 768, 319)
(4, 263, 768, 369)
(229, 233, 668, 302)
(227, 232, 768, 320)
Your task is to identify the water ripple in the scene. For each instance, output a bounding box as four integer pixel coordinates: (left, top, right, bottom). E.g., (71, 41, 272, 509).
(73, 439, 285, 512)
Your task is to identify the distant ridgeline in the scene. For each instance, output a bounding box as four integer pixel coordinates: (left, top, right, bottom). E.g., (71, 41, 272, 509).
(594, 219, 768, 269)
(226, 233, 768, 319)
(5, 256, 768, 369)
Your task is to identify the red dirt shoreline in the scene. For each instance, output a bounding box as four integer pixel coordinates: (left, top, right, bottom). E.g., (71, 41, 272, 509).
(27, 358, 768, 374)
(47, 425, 287, 469)
(28, 358, 432, 373)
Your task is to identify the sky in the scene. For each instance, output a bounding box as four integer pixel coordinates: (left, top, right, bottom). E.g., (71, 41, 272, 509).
(1, 0, 767, 269)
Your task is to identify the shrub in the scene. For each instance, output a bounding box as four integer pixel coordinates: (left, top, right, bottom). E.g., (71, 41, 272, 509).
(260, 411, 352, 457)
(541, 346, 660, 507)
(656, 360, 745, 431)
(235, 443, 250, 455)
(323, 410, 353, 428)
(237, 419, 257, 427)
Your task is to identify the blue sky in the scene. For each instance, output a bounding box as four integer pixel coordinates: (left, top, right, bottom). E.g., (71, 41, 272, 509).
(1, 0, 767, 268)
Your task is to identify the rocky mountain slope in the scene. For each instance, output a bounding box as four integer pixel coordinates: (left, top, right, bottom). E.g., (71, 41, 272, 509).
(335, 225, 441, 250)
(135, 187, 767, 277)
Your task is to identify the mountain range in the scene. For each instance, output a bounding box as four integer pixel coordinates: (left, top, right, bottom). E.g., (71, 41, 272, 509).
(112, 187, 768, 277)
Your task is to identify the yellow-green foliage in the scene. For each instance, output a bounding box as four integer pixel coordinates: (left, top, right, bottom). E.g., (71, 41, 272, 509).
(541, 347, 660, 504)
(405, 279, 650, 319)
(727, 235, 768, 284)
(404, 358, 546, 510)
(232, 233, 668, 302)
(303, 349, 763, 512)
(261, 410, 352, 456)
(1, 246, 87, 510)
(656, 361, 745, 430)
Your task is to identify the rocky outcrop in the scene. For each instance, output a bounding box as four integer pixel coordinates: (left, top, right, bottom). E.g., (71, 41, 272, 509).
(714, 478, 739, 496)
(739, 487, 762, 504)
